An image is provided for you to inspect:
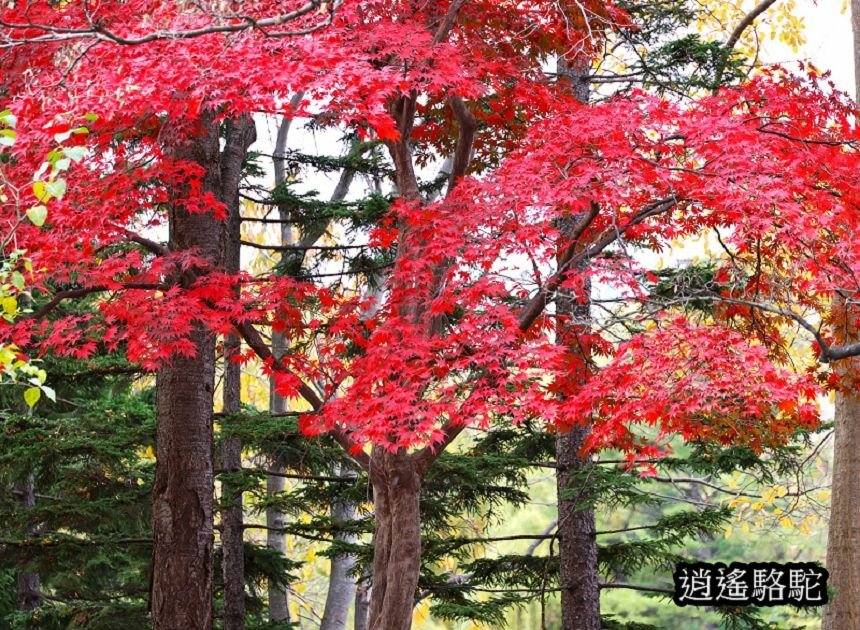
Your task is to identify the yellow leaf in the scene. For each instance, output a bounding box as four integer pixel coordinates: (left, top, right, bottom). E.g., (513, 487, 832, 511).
(32, 181, 50, 203)
(724, 525, 733, 539)
(24, 386, 41, 408)
(413, 600, 431, 625)
(0, 346, 16, 366)
(2, 296, 17, 315)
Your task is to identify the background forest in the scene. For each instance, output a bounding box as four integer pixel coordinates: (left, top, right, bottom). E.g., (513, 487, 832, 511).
(0, 1, 857, 629)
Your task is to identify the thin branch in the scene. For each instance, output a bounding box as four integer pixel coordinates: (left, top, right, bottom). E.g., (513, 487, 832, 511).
(234, 321, 370, 470)
(1, 0, 342, 47)
(600, 582, 674, 595)
(240, 240, 369, 252)
(218, 467, 358, 484)
(125, 232, 169, 256)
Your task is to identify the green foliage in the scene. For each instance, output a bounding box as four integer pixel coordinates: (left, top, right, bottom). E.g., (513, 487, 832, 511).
(0, 357, 154, 629)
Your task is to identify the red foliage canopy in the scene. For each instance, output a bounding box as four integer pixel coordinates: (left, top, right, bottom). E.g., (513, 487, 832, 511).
(2, 1, 856, 456)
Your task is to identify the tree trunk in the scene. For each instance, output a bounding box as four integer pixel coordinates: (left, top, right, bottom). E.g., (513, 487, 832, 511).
(265, 460, 291, 623)
(266, 110, 298, 625)
(367, 451, 422, 630)
(554, 58, 601, 630)
(15, 472, 40, 612)
(219, 116, 256, 630)
(354, 573, 371, 630)
(320, 465, 357, 630)
(556, 426, 600, 630)
(822, 7, 860, 628)
(153, 329, 217, 630)
(152, 114, 222, 630)
(823, 354, 860, 629)
(266, 331, 291, 623)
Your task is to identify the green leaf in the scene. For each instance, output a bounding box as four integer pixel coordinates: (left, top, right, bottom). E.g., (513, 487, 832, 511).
(0, 129, 16, 146)
(26, 205, 48, 227)
(45, 179, 66, 199)
(53, 157, 71, 172)
(0, 110, 17, 128)
(10, 271, 24, 291)
(64, 146, 88, 162)
(23, 386, 41, 408)
(41, 385, 56, 402)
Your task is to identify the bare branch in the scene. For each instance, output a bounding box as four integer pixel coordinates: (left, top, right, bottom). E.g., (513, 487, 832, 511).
(1, 0, 342, 48)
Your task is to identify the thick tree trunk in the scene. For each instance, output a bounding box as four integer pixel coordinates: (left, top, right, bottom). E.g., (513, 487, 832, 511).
(554, 58, 601, 630)
(153, 329, 217, 630)
(15, 473, 40, 612)
(823, 355, 860, 629)
(556, 426, 600, 630)
(152, 115, 222, 630)
(219, 116, 256, 630)
(367, 451, 422, 630)
(320, 466, 357, 630)
(822, 8, 860, 628)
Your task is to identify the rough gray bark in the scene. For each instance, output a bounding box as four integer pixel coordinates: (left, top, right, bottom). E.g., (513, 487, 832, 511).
(319, 473, 357, 630)
(267, 108, 362, 626)
(152, 113, 222, 630)
(219, 116, 257, 630)
(265, 106, 304, 625)
(266, 380, 291, 624)
(353, 573, 371, 630)
(822, 9, 860, 628)
(366, 451, 423, 630)
(15, 473, 40, 612)
(554, 58, 601, 630)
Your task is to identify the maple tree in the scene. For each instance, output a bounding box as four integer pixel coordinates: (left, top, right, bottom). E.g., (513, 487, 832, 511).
(2, 1, 860, 629)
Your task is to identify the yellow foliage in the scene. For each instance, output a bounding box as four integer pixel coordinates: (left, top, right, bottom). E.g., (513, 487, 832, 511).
(413, 600, 431, 625)
(695, 0, 807, 63)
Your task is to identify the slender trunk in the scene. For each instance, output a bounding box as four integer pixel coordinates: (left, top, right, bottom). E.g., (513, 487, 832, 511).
(16, 472, 40, 612)
(822, 8, 860, 628)
(354, 572, 371, 630)
(152, 114, 222, 630)
(267, 109, 299, 625)
(553, 57, 600, 630)
(321, 283, 383, 630)
(266, 383, 291, 623)
(320, 465, 357, 630)
(219, 116, 256, 630)
(367, 451, 422, 630)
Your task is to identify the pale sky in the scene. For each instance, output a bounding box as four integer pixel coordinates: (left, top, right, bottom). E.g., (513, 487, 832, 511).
(786, 0, 853, 92)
